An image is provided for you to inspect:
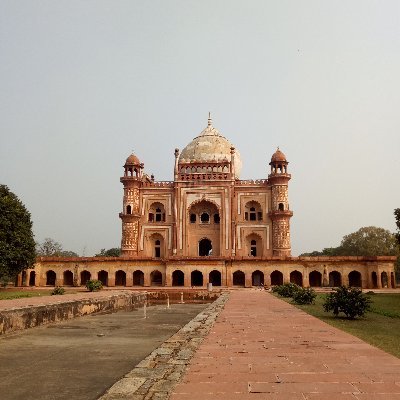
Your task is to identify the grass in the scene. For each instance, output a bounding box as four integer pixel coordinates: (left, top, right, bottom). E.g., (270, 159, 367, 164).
(279, 293, 400, 359)
(0, 290, 52, 300)
(0, 288, 79, 300)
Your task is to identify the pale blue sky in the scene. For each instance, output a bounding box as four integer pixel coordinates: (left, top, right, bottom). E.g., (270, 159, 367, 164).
(1, 1, 399, 255)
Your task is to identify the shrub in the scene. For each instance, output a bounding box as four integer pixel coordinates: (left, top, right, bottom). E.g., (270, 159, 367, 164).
(323, 286, 372, 319)
(85, 279, 103, 292)
(51, 286, 65, 295)
(273, 283, 300, 298)
(292, 287, 316, 305)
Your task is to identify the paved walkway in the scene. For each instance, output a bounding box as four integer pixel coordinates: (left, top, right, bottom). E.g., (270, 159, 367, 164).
(171, 290, 400, 400)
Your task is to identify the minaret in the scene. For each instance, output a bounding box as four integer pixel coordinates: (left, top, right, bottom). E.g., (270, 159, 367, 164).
(268, 148, 293, 256)
(119, 153, 143, 256)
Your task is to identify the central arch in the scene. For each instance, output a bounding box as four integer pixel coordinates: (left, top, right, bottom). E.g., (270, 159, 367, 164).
(209, 270, 221, 286)
(172, 270, 184, 286)
(133, 270, 144, 286)
(191, 270, 203, 286)
(187, 200, 220, 256)
(63, 270, 74, 286)
(252, 270, 264, 286)
(309, 271, 322, 287)
(29, 271, 36, 286)
(98, 270, 108, 286)
(46, 270, 56, 286)
(115, 270, 126, 286)
(270, 270, 283, 285)
(150, 270, 162, 286)
(290, 270, 303, 286)
(329, 271, 341, 287)
(80, 270, 91, 286)
(233, 270, 245, 286)
(349, 270, 361, 287)
(199, 238, 212, 256)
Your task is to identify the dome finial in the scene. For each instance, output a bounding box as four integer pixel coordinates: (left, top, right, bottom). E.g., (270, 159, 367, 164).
(207, 112, 212, 127)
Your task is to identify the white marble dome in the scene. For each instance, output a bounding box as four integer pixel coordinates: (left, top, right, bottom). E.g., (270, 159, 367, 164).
(179, 117, 242, 178)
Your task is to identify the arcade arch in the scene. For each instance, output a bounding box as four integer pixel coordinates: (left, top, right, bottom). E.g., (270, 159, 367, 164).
(172, 270, 184, 286)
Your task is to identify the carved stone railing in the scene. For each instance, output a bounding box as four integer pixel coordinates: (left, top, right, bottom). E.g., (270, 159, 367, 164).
(141, 181, 174, 188)
(235, 179, 267, 186)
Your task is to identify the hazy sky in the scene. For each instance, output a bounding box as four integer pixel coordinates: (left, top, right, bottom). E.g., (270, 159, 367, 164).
(1, 1, 399, 256)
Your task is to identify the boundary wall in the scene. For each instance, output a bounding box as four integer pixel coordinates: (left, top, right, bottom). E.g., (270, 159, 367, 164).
(18, 256, 397, 290)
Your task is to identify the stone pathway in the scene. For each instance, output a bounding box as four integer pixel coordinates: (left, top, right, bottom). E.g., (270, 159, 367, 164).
(170, 290, 400, 400)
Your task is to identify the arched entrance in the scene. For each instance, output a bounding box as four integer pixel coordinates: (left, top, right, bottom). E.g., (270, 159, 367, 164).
(209, 270, 221, 286)
(232, 270, 245, 286)
(115, 270, 126, 286)
(252, 270, 264, 286)
(80, 270, 91, 286)
(191, 270, 203, 286)
(98, 270, 108, 286)
(199, 238, 212, 256)
(188, 200, 220, 256)
(391, 272, 395, 288)
(63, 270, 74, 286)
(348, 270, 361, 287)
(46, 270, 56, 286)
(381, 272, 388, 288)
(371, 271, 378, 288)
(329, 271, 341, 287)
(309, 271, 322, 287)
(29, 271, 36, 286)
(150, 270, 162, 286)
(172, 270, 184, 286)
(147, 233, 164, 258)
(270, 270, 283, 285)
(133, 270, 144, 286)
(290, 270, 303, 286)
(246, 233, 263, 257)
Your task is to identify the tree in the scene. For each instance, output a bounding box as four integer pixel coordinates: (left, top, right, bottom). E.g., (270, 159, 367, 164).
(301, 226, 399, 257)
(300, 247, 340, 257)
(0, 185, 36, 283)
(395, 209, 400, 245)
(36, 238, 78, 257)
(36, 238, 63, 256)
(338, 226, 398, 256)
(95, 248, 121, 257)
(59, 250, 79, 257)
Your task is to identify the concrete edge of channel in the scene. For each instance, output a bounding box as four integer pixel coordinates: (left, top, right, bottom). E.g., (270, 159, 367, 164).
(98, 291, 230, 400)
(0, 292, 147, 335)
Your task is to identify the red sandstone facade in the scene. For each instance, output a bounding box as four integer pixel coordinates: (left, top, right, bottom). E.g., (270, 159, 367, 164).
(120, 115, 292, 260)
(21, 116, 396, 288)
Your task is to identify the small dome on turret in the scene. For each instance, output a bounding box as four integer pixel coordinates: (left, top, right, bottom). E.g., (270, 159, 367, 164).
(125, 153, 141, 166)
(271, 148, 287, 163)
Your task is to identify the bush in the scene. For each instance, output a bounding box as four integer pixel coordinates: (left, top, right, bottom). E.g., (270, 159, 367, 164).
(85, 279, 103, 292)
(292, 287, 316, 305)
(323, 286, 372, 319)
(272, 283, 300, 298)
(51, 286, 65, 295)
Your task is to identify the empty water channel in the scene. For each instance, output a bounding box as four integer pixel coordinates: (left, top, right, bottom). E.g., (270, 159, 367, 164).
(0, 293, 213, 400)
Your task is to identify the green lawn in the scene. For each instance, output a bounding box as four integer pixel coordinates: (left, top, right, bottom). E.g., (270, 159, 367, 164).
(0, 290, 52, 300)
(0, 289, 78, 300)
(282, 293, 400, 359)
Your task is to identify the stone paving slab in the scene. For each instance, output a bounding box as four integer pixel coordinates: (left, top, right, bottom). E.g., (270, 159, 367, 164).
(171, 290, 400, 400)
